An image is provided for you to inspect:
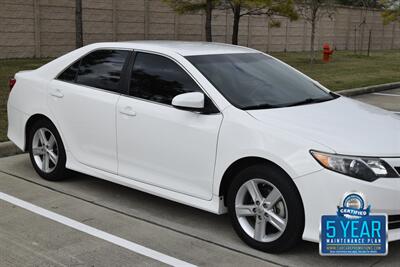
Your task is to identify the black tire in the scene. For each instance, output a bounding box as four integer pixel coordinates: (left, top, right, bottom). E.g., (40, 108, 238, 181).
(28, 118, 68, 181)
(227, 164, 304, 253)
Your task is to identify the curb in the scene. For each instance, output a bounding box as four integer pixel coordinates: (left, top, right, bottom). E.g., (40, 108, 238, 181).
(337, 82, 400, 97)
(0, 141, 24, 158)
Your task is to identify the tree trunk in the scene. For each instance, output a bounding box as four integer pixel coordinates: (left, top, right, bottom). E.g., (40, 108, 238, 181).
(310, 19, 316, 63)
(232, 5, 241, 45)
(75, 0, 83, 48)
(205, 0, 212, 42)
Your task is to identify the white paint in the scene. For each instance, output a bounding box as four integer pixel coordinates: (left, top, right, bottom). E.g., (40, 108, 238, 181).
(0, 192, 196, 267)
(7, 41, 400, 247)
(373, 92, 400, 97)
(116, 93, 222, 201)
(49, 79, 120, 174)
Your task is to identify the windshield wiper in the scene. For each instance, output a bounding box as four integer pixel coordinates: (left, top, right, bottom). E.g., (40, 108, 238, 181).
(284, 97, 333, 107)
(242, 96, 334, 110)
(242, 103, 278, 110)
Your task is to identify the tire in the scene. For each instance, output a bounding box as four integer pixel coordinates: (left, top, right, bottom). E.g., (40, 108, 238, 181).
(28, 118, 68, 181)
(227, 164, 304, 253)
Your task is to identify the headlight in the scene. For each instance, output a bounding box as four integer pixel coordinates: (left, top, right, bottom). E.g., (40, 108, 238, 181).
(310, 150, 399, 182)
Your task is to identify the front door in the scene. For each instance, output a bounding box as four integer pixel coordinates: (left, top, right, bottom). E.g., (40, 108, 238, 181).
(117, 52, 222, 200)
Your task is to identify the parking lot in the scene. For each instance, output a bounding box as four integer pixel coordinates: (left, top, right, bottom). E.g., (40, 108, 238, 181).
(352, 88, 400, 114)
(0, 89, 399, 267)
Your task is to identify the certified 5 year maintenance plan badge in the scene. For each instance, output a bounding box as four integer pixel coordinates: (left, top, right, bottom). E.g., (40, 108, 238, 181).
(320, 192, 388, 255)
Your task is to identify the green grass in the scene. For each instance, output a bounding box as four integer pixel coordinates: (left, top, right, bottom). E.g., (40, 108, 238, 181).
(270, 50, 400, 91)
(1, 50, 400, 142)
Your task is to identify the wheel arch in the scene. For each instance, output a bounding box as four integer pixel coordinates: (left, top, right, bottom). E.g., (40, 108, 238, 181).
(222, 156, 306, 252)
(24, 114, 60, 152)
(218, 157, 304, 209)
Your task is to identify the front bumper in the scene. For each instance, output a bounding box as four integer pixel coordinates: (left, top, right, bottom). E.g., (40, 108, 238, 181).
(294, 168, 400, 243)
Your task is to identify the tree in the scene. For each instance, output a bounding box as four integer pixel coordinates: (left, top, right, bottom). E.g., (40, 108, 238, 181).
(223, 0, 298, 45)
(75, 0, 83, 48)
(163, 0, 221, 41)
(296, 0, 335, 62)
(381, 0, 400, 24)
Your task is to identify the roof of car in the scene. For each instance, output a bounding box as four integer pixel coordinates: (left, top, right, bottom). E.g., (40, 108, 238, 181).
(88, 41, 258, 56)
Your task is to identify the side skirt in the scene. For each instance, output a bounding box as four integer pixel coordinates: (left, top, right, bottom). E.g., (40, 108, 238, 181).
(65, 151, 227, 215)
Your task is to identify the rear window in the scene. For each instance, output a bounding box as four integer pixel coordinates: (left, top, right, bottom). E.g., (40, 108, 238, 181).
(57, 49, 130, 93)
(58, 60, 80, 82)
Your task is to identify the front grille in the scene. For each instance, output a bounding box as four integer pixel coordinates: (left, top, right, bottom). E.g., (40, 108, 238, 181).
(389, 215, 400, 230)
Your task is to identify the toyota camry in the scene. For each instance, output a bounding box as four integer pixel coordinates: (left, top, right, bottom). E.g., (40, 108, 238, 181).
(7, 41, 400, 253)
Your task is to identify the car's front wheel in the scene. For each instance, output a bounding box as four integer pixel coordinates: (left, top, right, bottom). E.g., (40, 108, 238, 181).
(28, 119, 68, 181)
(227, 164, 304, 253)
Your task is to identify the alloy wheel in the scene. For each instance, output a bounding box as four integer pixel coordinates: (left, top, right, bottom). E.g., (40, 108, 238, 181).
(32, 127, 59, 173)
(235, 178, 288, 242)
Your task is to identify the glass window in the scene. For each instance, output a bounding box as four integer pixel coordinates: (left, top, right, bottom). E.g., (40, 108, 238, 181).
(76, 50, 129, 92)
(130, 52, 201, 105)
(187, 53, 336, 110)
(58, 60, 80, 82)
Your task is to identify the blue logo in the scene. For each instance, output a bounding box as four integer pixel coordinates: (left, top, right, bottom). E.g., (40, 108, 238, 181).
(320, 192, 388, 256)
(337, 193, 370, 219)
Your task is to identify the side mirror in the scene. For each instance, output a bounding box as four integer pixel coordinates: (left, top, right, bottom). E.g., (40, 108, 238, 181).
(172, 92, 205, 111)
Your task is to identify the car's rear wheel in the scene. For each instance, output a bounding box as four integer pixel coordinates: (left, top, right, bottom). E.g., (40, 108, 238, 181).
(227, 164, 304, 253)
(28, 119, 68, 181)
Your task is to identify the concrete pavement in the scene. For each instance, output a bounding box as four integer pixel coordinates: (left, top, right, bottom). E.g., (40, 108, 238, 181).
(0, 90, 399, 266)
(0, 162, 276, 267)
(352, 88, 400, 113)
(0, 154, 399, 266)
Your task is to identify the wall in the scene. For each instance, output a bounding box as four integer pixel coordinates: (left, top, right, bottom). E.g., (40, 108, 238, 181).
(0, 0, 399, 59)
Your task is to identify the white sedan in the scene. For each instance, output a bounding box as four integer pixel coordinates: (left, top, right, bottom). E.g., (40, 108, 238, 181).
(7, 41, 400, 253)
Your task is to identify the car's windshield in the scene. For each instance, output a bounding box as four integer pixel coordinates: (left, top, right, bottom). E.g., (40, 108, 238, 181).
(186, 53, 336, 110)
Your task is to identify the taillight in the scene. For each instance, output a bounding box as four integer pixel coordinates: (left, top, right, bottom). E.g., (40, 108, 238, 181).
(9, 78, 16, 91)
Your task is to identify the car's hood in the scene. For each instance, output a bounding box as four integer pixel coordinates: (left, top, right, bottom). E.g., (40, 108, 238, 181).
(247, 97, 400, 157)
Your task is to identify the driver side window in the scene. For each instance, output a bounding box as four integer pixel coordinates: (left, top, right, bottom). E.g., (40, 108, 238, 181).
(129, 52, 201, 105)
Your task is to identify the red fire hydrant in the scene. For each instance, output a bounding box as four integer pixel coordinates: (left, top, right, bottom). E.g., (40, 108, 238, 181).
(322, 43, 334, 62)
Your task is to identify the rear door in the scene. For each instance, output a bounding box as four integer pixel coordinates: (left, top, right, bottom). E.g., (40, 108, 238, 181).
(48, 49, 131, 173)
(116, 52, 223, 200)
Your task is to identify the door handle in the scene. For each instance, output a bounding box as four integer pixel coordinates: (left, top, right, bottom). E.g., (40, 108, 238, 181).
(119, 106, 136, 117)
(50, 89, 64, 98)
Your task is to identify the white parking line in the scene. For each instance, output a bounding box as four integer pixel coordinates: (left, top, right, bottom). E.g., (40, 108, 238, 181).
(0, 192, 196, 267)
(372, 93, 400, 97)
